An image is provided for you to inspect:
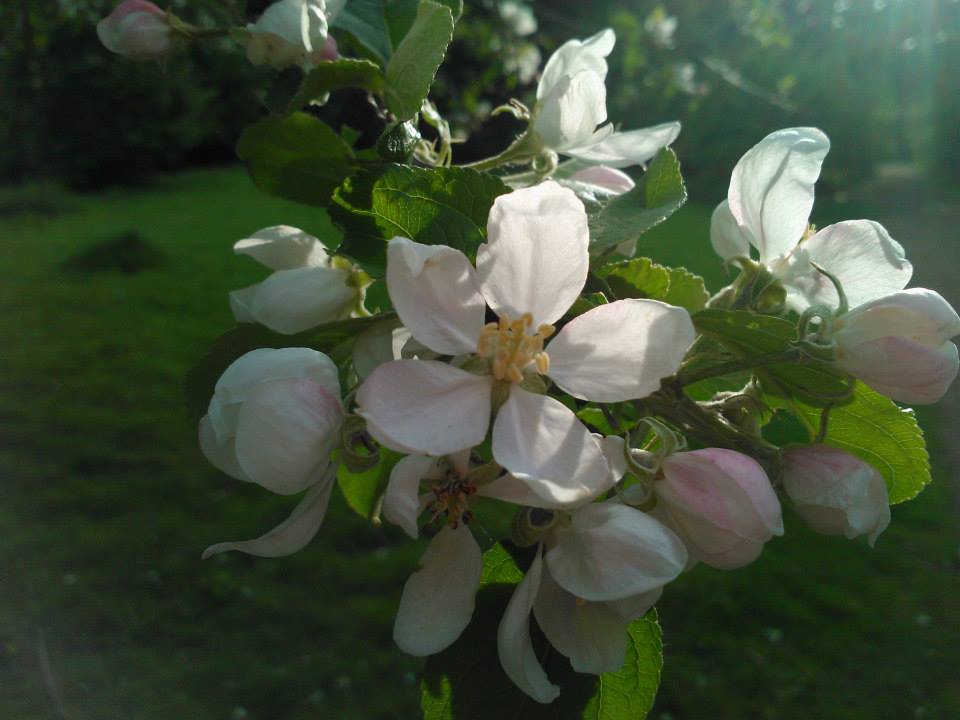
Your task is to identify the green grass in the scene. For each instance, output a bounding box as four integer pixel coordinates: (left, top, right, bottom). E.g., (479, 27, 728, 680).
(1, 167, 957, 719)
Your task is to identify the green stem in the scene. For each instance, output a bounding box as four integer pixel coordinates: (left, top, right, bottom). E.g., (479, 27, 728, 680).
(673, 348, 803, 388)
(460, 132, 541, 172)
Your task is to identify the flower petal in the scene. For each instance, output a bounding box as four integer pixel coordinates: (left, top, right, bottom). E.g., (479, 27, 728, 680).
(728, 127, 830, 263)
(548, 299, 694, 401)
(234, 378, 342, 495)
(534, 565, 630, 674)
(384, 454, 436, 539)
(534, 70, 609, 151)
(537, 28, 615, 101)
(566, 165, 636, 196)
(497, 548, 561, 703)
(248, 266, 356, 335)
(229, 283, 259, 323)
(198, 415, 251, 482)
(393, 525, 482, 656)
(710, 200, 752, 261)
(780, 220, 913, 311)
(492, 388, 611, 508)
(545, 502, 687, 601)
(202, 467, 336, 558)
(476, 182, 589, 326)
(234, 225, 329, 270)
(386, 238, 486, 355)
(357, 360, 493, 456)
(566, 122, 681, 168)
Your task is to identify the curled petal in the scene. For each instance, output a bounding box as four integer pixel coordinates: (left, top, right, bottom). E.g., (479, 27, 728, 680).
(566, 122, 681, 168)
(566, 165, 635, 195)
(384, 455, 437, 539)
(245, 266, 356, 335)
(710, 200, 751, 262)
(233, 225, 329, 270)
(534, 70, 610, 152)
(393, 525, 482, 656)
(547, 299, 695, 402)
(537, 28, 615, 101)
(357, 360, 492, 456)
(198, 415, 250, 482)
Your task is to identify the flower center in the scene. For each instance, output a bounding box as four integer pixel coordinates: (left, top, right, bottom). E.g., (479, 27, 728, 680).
(427, 472, 478, 530)
(476, 312, 555, 383)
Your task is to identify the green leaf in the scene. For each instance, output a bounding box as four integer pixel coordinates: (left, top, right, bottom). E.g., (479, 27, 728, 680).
(286, 58, 385, 113)
(788, 383, 931, 504)
(384, 1, 455, 120)
(237, 113, 354, 207)
(184, 318, 382, 424)
(469, 498, 517, 551)
(588, 148, 687, 254)
(421, 545, 664, 719)
(332, 0, 393, 64)
(330, 164, 510, 274)
(386, 0, 463, 47)
(336, 448, 403, 519)
(599, 257, 709, 312)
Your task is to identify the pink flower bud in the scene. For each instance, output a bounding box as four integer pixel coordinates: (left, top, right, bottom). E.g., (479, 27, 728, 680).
(833, 288, 960, 404)
(96, 1, 173, 61)
(567, 166, 636, 195)
(782, 445, 890, 546)
(653, 448, 783, 569)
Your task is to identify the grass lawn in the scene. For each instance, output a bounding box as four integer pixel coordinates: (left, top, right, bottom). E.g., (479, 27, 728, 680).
(1, 166, 957, 719)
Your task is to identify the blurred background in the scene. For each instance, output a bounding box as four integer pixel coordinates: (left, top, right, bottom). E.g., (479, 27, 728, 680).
(1, 1, 958, 718)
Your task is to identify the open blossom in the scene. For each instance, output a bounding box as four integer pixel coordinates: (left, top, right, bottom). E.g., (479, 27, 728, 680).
(710, 127, 913, 313)
(97, 0, 173, 61)
(357, 182, 695, 509)
(246, 0, 343, 71)
(832, 288, 960, 404)
(230, 226, 362, 335)
(650, 448, 783, 569)
(532, 29, 680, 175)
(783, 445, 890, 546)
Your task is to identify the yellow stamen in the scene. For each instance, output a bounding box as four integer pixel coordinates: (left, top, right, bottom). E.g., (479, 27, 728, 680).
(476, 312, 555, 383)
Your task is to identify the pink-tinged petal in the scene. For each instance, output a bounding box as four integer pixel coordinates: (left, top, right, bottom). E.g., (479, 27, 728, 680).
(393, 525, 482, 656)
(384, 455, 437, 539)
(248, 266, 356, 334)
(202, 467, 336, 558)
(567, 165, 635, 195)
(386, 238, 485, 355)
(234, 225, 329, 270)
(477, 183, 589, 326)
(234, 378, 342, 495)
(534, 566, 630, 674)
(782, 220, 912, 311)
(566, 122, 681, 168)
(710, 199, 752, 261)
(213, 348, 340, 409)
(537, 28, 615, 101)
(547, 299, 694, 402)
(545, 502, 687, 601)
(837, 336, 959, 405)
(497, 548, 561, 703)
(606, 587, 662, 621)
(357, 360, 493, 456)
(728, 127, 829, 263)
(198, 415, 251, 483)
(492, 388, 611, 508)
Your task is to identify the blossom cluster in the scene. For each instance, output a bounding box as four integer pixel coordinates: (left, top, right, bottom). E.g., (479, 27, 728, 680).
(98, 0, 959, 709)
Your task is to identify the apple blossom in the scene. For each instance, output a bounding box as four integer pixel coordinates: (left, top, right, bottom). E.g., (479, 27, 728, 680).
(650, 448, 783, 569)
(97, 0, 174, 61)
(246, 0, 343, 71)
(832, 288, 960, 404)
(532, 29, 681, 171)
(356, 182, 695, 509)
(710, 127, 913, 313)
(198, 347, 343, 495)
(783, 445, 890, 546)
(229, 226, 364, 335)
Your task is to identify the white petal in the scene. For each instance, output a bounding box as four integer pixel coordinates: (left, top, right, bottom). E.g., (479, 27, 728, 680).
(781, 220, 912, 311)
(728, 127, 829, 263)
(476, 182, 589, 326)
(248, 266, 356, 335)
(393, 525, 482, 656)
(710, 200, 751, 261)
(234, 378, 342, 495)
(357, 360, 493, 456)
(566, 122, 681, 168)
(198, 415, 251, 482)
(545, 502, 687, 601)
(548, 299, 695, 401)
(352, 318, 407, 381)
(386, 238, 485, 355)
(384, 455, 436, 539)
(566, 165, 636, 195)
(534, 566, 630, 674)
(607, 587, 662, 621)
(492, 388, 611, 508)
(599, 435, 629, 483)
(497, 549, 561, 703)
(534, 70, 609, 152)
(537, 28, 615, 101)
(202, 467, 336, 558)
(234, 225, 329, 269)
(229, 283, 259, 323)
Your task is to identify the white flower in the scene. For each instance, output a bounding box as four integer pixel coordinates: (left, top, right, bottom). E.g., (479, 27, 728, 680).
(532, 29, 681, 171)
(199, 347, 342, 495)
(246, 0, 344, 71)
(96, 0, 173, 61)
(783, 445, 891, 546)
(229, 226, 361, 335)
(832, 288, 960, 404)
(356, 182, 695, 508)
(710, 127, 913, 313)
